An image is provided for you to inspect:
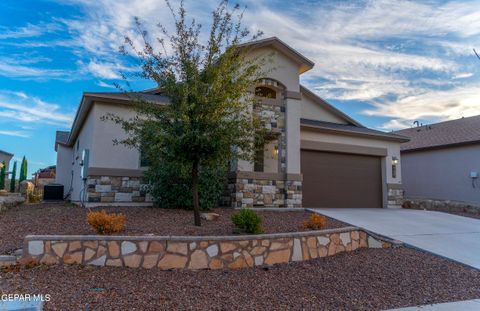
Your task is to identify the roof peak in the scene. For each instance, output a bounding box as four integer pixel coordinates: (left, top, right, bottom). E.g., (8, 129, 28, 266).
(238, 37, 314, 74)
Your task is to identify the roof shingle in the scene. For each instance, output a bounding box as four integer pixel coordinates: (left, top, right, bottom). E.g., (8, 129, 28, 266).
(300, 119, 409, 142)
(393, 115, 480, 152)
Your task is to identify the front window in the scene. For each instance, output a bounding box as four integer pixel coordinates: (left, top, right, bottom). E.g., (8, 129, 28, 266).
(139, 143, 151, 167)
(253, 139, 279, 173)
(255, 86, 276, 99)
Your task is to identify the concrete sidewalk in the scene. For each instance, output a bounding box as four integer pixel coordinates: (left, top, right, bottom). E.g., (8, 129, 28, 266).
(311, 208, 480, 269)
(385, 299, 480, 310)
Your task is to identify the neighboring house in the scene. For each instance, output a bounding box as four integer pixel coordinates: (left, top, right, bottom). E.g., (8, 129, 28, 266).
(55, 37, 408, 208)
(0, 149, 13, 172)
(394, 116, 480, 206)
(33, 165, 56, 189)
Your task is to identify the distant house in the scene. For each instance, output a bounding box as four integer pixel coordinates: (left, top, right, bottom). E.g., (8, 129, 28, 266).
(394, 115, 480, 205)
(33, 165, 56, 188)
(55, 37, 408, 208)
(0, 150, 13, 172)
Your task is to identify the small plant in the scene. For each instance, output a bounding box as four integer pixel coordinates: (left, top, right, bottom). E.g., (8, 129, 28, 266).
(231, 209, 262, 234)
(87, 210, 126, 235)
(27, 189, 42, 203)
(303, 214, 327, 230)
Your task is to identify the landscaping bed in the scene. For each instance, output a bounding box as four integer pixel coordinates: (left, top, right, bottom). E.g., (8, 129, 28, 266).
(0, 203, 347, 255)
(2, 247, 480, 310)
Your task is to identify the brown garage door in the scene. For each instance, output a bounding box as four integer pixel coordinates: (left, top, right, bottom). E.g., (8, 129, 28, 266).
(301, 150, 383, 208)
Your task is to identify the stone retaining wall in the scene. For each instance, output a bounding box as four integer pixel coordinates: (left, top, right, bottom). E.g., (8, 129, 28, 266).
(0, 194, 25, 212)
(403, 198, 480, 216)
(21, 227, 394, 270)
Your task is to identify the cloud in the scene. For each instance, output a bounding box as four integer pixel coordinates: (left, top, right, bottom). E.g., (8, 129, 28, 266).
(97, 80, 116, 88)
(0, 56, 70, 80)
(365, 85, 480, 130)
(84, 59, 122, 79)
(0, 130, 30, 138)
(3, 0, 479, 131)
(0, 24, 45, 40)
(0, 91, 74, 127)
(240, 0, 480, 130)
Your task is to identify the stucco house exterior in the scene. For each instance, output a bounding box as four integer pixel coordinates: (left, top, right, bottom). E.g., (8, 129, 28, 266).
(55, 37, 408, 208)
(0, 149, 13, 172)
(394, 115, 480, 206)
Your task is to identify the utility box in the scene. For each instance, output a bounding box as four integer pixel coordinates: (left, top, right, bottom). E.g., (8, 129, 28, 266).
(43, 183, 64, 201)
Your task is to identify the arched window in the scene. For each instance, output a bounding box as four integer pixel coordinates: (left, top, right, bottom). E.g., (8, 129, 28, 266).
(255, 86, 276, 99)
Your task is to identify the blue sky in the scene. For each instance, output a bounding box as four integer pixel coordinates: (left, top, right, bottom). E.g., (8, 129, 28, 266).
(1, 0, 480, 175)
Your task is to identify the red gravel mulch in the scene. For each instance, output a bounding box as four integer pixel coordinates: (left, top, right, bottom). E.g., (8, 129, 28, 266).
(0, 203, 348, 254)
(1, 247, 480, 310)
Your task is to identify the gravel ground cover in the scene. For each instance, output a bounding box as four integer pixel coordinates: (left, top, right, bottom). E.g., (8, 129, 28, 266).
(1, 247, 479, 310)
(0, 203, 347, 255)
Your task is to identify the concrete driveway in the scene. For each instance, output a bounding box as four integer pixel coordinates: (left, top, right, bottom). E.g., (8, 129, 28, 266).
(311, 208, 480, 269)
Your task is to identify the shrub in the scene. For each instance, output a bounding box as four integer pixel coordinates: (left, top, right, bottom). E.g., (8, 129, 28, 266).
(231, 209, 262, 234)
(27, 189, 42, 203)
(87, 210, 126, 235)
(145, 161, 227, 211)
(303, 214, 327, 230)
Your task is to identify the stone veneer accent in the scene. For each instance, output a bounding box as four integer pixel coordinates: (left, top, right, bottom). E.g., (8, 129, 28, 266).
(21, 227, 395, 270)
(403, 198, 480, 216)
(387, 184, 404, 208)
(223, 79, 303, 208)
(86, 176, 152, 203)
(225, 176, 302, 208)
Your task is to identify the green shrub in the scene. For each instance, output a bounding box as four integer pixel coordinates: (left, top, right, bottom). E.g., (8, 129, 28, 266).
(145, 161, 227, 211)
(231, 209, 262, 234)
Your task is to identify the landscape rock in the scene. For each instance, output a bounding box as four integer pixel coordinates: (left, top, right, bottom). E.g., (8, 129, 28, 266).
(200, 213, 220, 221)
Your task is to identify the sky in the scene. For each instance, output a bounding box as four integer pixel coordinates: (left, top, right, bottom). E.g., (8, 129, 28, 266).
(1, 0, 480, 176)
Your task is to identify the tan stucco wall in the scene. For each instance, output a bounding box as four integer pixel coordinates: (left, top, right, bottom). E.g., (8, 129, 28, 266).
(55, 144, 73, 197)
(69, 107, 96, 201)
(300, 129, 402, 185)
(0, 152, 12, 172)
(90, 103, 141, 170)
(286, 97, 301, 174)
(58, 102, 145, 202)
(300, 94, 348, 124)
(246, 46, 300, 92)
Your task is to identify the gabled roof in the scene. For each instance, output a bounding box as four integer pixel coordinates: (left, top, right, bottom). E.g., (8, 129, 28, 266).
(61, 92, 169, 148)
(300, 85, 362, 127)
(393, 115, 480, 152)
(301, 119, 409, 142)
(55, 131, 69, 151)
(238, 37, 315, 74)
(0, 149, 13, 157)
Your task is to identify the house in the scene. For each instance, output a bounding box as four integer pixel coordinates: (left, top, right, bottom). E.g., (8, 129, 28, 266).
(394, 115, 480, 206)
(0, 150, 13, 172)
(33, 165, 56, 189)
(55, 37, 408, 208)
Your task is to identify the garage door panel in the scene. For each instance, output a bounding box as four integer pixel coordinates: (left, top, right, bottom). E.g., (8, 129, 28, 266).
(301, 150, 382, 208)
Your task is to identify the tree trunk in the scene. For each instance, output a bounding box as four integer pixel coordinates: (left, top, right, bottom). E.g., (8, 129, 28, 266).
(192, 158, 201, 226)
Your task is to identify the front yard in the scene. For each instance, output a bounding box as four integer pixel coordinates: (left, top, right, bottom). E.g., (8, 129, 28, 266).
(1, 203, 480, 310)
(0, 203, 347, 255)
(2, 247, 480, 310)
